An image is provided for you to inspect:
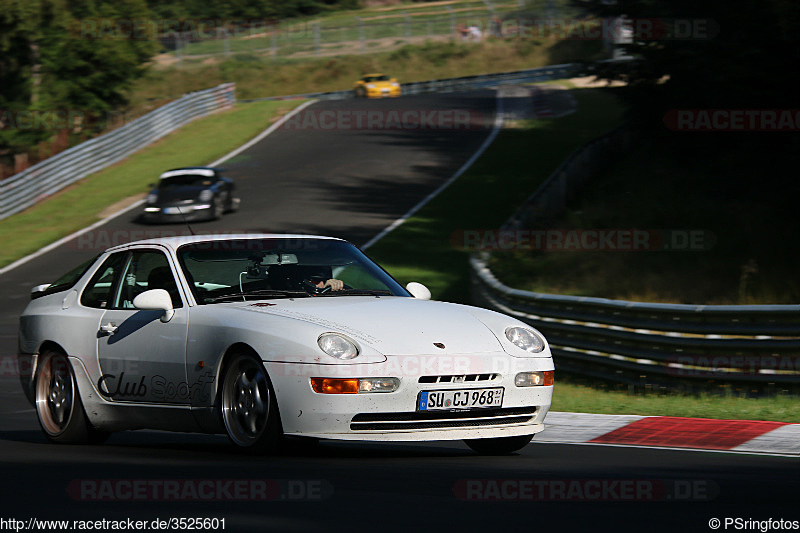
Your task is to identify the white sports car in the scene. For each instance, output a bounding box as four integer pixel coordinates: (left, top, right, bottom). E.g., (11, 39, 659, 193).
(18, 235, 554, 454)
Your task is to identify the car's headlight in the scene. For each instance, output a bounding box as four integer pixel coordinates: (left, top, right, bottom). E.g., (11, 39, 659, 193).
(318, 333, 359, 360)
(367, 84, 376, 89)
(515, 371, 554, 387)
(146, 193, 158, 204)
(199, 189, 213, 202)
(391, 82, 399, 87)
(505, 327, 545, 353)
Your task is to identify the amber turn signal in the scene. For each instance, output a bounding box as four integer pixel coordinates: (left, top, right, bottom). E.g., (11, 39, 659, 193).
(310, 378, 359, 394)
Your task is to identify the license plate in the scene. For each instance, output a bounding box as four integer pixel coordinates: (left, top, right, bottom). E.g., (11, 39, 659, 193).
(162, 207, 183, 214)
(418, 388, 503, 411)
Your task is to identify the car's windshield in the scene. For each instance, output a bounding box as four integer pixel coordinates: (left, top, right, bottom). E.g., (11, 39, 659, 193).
(178, 238, 410, 303)
(37, 255, 98, 297)
(364, 75, 389, 82)
(159, 174, 214, 188)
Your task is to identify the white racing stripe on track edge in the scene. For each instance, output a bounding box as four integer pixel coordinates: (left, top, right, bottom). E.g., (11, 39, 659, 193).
(361, 90, 504, 250)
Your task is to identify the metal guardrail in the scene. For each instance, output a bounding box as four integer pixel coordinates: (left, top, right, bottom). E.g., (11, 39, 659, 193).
(244, 63, 584, 102)
(470, 128, 800, 389)
(167, 2, 533, 63)
(472, 255, 800, 387)
(0, 83, 235, 221)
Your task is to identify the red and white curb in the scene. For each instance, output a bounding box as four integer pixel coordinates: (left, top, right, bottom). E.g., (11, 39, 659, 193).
(538, 412, 800, 456)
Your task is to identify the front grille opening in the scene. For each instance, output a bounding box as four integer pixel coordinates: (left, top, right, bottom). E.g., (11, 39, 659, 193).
(418, 373, 500, 384)
(350, 407, 538, 431)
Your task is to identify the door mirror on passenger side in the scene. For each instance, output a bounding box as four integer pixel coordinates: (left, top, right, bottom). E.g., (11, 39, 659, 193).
(133, 289, 175, 322)
(406, 282, 431, 300)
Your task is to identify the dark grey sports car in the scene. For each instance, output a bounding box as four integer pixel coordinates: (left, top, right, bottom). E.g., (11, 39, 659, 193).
(141, 167, 240, 224)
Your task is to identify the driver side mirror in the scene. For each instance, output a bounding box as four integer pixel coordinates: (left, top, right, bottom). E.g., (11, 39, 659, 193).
(133, 289, 175, 322)
(406, 282, 431, 300)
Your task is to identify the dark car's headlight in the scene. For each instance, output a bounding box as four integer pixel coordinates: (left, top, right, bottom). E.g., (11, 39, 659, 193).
(318, 333, 359, 360)
(146, 193, 158, 204)
(199, 189, 213, 202)
(505, 326, 546, 354)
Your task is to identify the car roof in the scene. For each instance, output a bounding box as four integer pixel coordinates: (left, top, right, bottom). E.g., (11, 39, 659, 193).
(105, 234, 345, 254)
(159, 167, 219, 179)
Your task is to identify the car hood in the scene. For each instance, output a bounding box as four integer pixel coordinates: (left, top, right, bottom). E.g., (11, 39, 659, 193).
(228, 296, 504, 356)
(154, 186, 207, 203)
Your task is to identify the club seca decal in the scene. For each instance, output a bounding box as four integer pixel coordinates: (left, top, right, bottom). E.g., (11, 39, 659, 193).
(97, 371, 214, 402)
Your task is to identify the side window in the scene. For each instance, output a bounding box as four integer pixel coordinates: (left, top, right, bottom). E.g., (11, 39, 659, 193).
(113, 250, 183, 309)
(80, 253, 128, 309)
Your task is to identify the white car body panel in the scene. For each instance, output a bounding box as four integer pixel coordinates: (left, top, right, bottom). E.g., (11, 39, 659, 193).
(19, 234, 554, 444)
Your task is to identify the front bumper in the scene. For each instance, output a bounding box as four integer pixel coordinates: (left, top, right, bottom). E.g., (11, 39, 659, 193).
(141, 204, 214, 223)
(367, 87, 401, 98)
(265, 353, 553, 442)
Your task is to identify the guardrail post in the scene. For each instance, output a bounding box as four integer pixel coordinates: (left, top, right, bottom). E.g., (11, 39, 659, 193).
(271, 26, 277, 58)
(447, 7, 455, 38)
(404, 11, 411, 38)
(357, 17, 365, 53)
(313, 22, 321, 55)
(174, 33, 182, 68)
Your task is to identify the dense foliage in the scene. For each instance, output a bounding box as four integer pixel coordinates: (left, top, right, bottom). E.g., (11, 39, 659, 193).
(0, 0, 361, 158)
(0, 0, 156, 155)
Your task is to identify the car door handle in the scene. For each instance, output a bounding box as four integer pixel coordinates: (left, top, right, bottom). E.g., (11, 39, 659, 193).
(99, 323, 118, 336)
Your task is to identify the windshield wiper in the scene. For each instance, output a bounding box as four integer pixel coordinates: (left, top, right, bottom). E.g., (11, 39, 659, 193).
(203, 289, 310, 303)
(316, 289, 393, 297)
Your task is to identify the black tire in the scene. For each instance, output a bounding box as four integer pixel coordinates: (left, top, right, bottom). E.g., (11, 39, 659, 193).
(34, 350, 110, 444)
(464, 434, 534, 455)
(219, 353, 283, 453)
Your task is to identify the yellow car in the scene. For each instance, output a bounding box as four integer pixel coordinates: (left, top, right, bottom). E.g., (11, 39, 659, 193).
(353, 73, 401, 98)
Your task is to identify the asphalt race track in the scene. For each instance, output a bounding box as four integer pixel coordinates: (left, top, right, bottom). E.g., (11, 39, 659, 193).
(0, 91, 797, 532)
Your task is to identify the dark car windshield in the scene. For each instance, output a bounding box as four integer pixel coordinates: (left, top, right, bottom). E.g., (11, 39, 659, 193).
(159, 174, 215, 188)
(177, 238, 410, 303)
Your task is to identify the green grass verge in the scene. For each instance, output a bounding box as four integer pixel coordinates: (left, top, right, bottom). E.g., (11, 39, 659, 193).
(0, 99, 304, 268)
(552, 381, 800, 423)
(366, 86, 626, 304)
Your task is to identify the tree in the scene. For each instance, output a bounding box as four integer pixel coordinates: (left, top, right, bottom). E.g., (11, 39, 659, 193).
(0, 0, 157, 157)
